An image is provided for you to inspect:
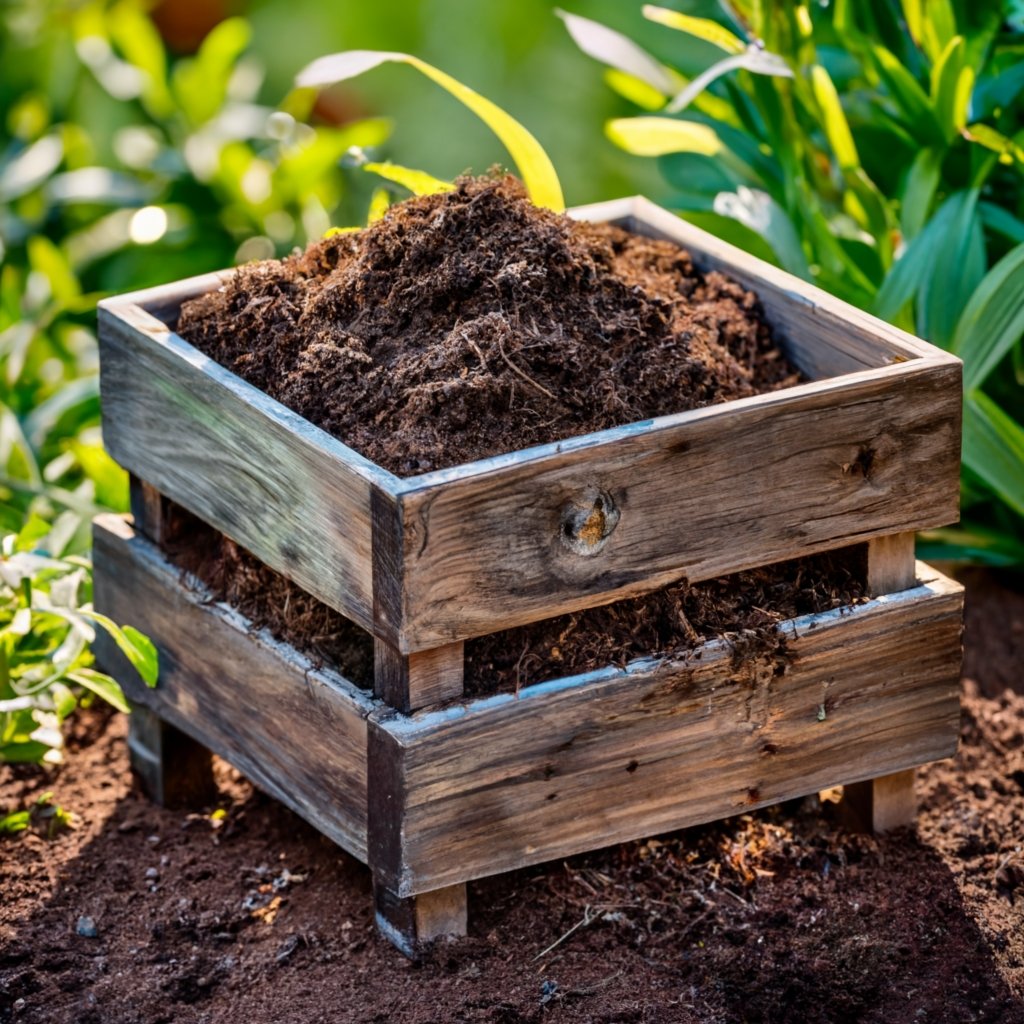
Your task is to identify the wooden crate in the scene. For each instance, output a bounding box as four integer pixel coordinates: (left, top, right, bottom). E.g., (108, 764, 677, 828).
(94, 198, 964, 954)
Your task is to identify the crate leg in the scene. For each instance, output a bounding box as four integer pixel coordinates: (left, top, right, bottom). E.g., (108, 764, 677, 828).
(373, 878, 468, 956)
(842, 769, 917, 833)
(127, 704, 217, 809)
(373, 638, 464, 713)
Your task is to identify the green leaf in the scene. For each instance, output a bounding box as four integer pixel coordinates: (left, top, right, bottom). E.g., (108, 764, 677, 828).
(870, 45, 944, 145)
(875, 190, 976, 325)
(79, 611, 158, 687)
(641, 5, 746, 53)
(919, 192, 984, 347)
(930, 36, 973, 142)
(962, 392, 1024, 519)
(171, 18, 251, 127)
(917, 525, 1024, 568)
(0, 809, 30, 834)
(66, 669, 130, 714)
(964, 124, 1024, 166)
(811, 65, 859, 170)
(27, 236, 80, 307)
(979, 201, 1024, 244)
(107, 0, 175, 118)
(362, 162, 453, 197)
(899, 147, 943, 240)
(295, 51, 564, 212)
(711, 187, 810, 278)
(953, 242, 1024, 389)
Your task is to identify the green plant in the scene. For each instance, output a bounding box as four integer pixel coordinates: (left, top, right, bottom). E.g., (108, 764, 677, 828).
(0, 514, 157, 766)
(563, 0, 1024, 566)
(0, 1, 394, 763)
(293, 49, 565, 210)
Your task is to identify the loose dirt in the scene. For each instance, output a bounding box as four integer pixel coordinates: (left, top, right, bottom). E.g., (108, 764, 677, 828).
(1, 571, 1022, 1023)
(176, 174, 800, 476)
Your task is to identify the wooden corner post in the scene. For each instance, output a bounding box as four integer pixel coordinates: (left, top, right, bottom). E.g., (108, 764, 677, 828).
(125, 475, 217, 808)
(368, 484, 468, 954)
(843, 532, 919, 833)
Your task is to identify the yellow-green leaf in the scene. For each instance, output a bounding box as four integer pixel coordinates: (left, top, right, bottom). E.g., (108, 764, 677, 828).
(605, 117, 722, 157)
(964, 124, 1024, 165)
(295, 51, 564, 211)
(811, 65, 858, 171)
(363, 161, 453, 196)
(603, 69, 666, 111)
(641, 5, 745, 53)
(367, 187, 390, 224)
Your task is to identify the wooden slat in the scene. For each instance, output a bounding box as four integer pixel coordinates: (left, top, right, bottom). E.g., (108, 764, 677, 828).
(91, 514, 377, 862)
(98, 298, 401, 634)
(370, 564, 963, 895)
(391, 359, 961, 651)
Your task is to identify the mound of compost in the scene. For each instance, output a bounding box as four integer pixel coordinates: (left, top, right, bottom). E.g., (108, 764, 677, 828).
(177, 175, 801, 475)
(163, 506, 866, 696)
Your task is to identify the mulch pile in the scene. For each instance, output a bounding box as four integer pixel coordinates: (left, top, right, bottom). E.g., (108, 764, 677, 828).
(1, 572, 1022, 1023)
(177, 174, 800, 476)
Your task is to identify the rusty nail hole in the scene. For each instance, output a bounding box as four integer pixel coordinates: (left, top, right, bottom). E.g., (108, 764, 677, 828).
(626, 759, 639, 774)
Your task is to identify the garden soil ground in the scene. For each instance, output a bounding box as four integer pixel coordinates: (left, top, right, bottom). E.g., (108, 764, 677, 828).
(2, 570, 1023, 1023)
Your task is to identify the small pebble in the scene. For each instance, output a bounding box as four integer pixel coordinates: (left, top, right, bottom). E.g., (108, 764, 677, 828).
(13, 998, 25, 1012)
(76, 915, 98, 938)
(145, 867, 160, 880)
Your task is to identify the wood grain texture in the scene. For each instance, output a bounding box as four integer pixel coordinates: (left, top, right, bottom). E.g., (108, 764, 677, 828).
(866, 532, 918, 595)
(371, 564, 963, 895)
(374, 639, 465, 713)
(98, 299, 400, 634)
(391, 359, 962, 651)
(129, 475, 167, 544)
(373, 882, 468, 956)
(843, 769, 918, 834)
(91, 515, 377, 861)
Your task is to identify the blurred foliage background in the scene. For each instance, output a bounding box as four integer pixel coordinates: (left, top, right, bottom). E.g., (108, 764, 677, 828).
(0, 0, 1022, 769)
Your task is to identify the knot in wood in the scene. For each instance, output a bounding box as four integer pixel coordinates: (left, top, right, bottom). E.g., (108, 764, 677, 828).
(559, 488, 619, 556)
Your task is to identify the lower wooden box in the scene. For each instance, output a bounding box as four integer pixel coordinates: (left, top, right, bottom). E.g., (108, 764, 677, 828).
(92, 515, 963, 947)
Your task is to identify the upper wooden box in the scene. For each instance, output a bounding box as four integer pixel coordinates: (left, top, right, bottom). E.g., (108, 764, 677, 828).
(97, 197, 962, 655)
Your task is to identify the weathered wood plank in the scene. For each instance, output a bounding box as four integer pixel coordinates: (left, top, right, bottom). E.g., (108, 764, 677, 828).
(91, 515, 377, 862)
(391, 359, 961, 651)
(98, 298, 401, 634)
(371, 564, 963, 895)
